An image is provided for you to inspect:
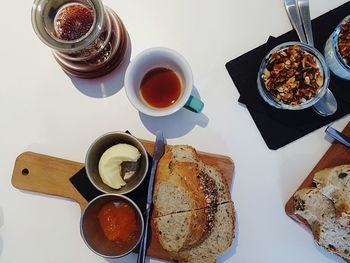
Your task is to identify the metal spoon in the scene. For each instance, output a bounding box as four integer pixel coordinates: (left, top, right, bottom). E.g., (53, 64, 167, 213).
(297, 0, 337, 116)
(284, 0, 337, 116)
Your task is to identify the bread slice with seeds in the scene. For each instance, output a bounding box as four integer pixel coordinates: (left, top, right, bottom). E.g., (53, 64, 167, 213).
(153, 208, 212, 253)
(294, 187, 350, 260)
(153, 154, 217, 217)
(153, 145, 235, 259)
(177, 202, 236, 263)
(153, 145, 218, 250)
(198, 160, 231, 204)
(313, 165, 350, 227)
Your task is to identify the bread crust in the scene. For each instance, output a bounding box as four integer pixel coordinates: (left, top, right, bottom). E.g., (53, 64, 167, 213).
(177, 202, 236, 263)
(153, 145, 235, 260)
(153, 208, 209, 252)
(153, 147, 215, 217)
(313, 165, 350, 227)
(293, 187, 350, 260)
(198, 160, 231, 204)
(153, 145, 218, 251)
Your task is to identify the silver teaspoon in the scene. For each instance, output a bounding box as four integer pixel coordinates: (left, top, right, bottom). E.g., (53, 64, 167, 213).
(284, 0, 337, 116)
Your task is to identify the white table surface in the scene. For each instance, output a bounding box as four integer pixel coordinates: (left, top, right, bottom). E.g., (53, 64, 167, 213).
(1, 0, 350, 262)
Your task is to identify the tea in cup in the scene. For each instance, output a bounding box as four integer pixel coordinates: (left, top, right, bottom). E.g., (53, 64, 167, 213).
(124, 47, 204, 117)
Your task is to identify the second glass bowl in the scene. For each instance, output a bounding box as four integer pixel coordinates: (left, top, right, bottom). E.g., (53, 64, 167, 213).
(257, 42, 330, 110)
(324, 15, 350, 80)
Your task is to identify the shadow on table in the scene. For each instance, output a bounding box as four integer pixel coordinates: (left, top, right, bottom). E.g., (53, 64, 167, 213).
(68, 34, 132, 98)
(0, 205, 3, 256)
(139, 87, 209, 138)
(218, 169, 238, 262)
(140, 110, 209, 138)
(314, 242, 346, 263)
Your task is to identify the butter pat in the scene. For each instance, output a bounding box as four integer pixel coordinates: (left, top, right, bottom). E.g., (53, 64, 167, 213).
(98, 144, 141, 189)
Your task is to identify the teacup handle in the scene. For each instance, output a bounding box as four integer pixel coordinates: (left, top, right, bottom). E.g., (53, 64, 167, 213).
(184, 95, 204, 113)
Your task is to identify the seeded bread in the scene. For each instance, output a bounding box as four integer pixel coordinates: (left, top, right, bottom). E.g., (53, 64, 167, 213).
(153, 154, 217, 216)
(153, 145, 235, 259)
(153, 145, 218, 250)
(294, 187, 350, 260)
(153, 209, 210, 252)
(313, 165, 350, 227)
(177, 202, 236, 263)
(198, 160, 231, 204)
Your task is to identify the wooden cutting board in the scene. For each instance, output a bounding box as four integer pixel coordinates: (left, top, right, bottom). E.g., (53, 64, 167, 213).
(12, 140, 234, 261)
(285, 121, 350, 226)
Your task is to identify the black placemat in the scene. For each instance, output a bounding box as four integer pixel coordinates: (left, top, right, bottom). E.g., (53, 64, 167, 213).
(226, 1, 350, 150)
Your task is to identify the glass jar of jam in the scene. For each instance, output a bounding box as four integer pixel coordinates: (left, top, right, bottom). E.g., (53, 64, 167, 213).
(31, 0, 129, 79)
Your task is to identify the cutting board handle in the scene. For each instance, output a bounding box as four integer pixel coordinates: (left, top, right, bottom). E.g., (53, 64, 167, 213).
(12, 152, 88, 210)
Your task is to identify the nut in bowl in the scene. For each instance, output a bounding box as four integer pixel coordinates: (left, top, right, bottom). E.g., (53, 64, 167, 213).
(257, 42, 330, 110)
(80, 194, 144, 258)
(85, 131, 149, 195)
(324, 15, 350, 80)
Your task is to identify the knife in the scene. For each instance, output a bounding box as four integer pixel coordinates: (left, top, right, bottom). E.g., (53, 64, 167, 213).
(137, 130, 166, 263)
(325, 126, 350, 148)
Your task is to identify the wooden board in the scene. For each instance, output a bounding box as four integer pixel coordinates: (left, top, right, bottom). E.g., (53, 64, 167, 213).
(285, 121, 350, 226)
(12, 140, 234, 261)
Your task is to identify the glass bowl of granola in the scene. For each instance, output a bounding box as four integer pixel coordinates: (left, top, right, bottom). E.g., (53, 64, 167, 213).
(257, 42, 330, 110)
(324, 15, 350, 80)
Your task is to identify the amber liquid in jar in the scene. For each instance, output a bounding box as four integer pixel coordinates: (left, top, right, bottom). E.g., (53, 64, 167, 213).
(51, 3, 128, 78)
(54, 3, 94, 41)
(140, 68, 182, 108)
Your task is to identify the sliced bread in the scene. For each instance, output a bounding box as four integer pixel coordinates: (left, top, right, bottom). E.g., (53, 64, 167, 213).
(313, 165, 350, 227)
(198, 160, 231, 204)
(153, 154, 217, 217)
(169, 145, 230, 203)
(171, 145, 199, 163)
(153, 208, 212, 252)
(153, 145, 219, 250)
(153, 145, 230, 215)
(177, 202, 236, 263)
(294, 187, 350, 260)
(153, 145, 235, 259)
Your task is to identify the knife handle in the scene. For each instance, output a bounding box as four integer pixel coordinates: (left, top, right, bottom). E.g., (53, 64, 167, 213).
(326, 126, 350, 148)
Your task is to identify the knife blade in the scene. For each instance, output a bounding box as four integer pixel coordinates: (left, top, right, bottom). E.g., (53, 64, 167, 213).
(137, 130, 166, 263)
(325, 126, 350, 148)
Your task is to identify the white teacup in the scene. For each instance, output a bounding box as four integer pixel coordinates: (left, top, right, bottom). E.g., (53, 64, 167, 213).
(124, 47, 204, 117)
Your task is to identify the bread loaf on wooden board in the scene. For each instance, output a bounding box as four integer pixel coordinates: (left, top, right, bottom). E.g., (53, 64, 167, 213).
(294, 188, 350, 260)
(285, 122, 350, 220)
(313, 165, 350, 227)
(285, 122, 350, 261)
(146, 141, 234, 261)
(153, 145, 235, 262)
(177, 202, 235, 263)
(153, 146, 218, 251)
